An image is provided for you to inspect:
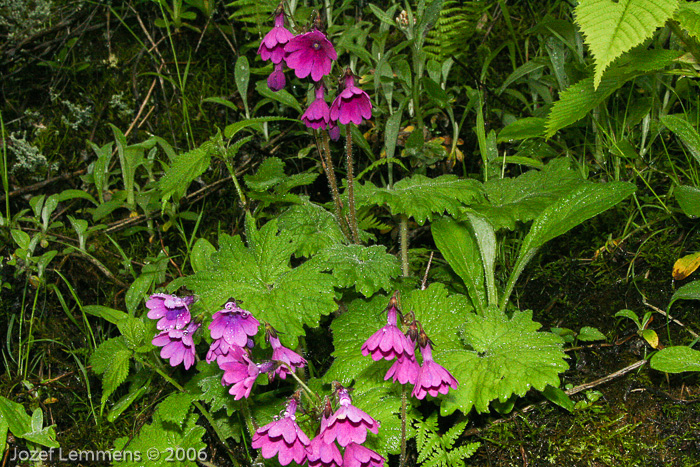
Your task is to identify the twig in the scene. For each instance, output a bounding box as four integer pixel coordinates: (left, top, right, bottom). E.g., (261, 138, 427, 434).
(643, 299, 700, 339)
(0, 169, 86, 201)
(420, 252, 433, 290)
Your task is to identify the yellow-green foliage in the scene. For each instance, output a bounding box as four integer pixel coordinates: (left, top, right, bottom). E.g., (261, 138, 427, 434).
(425, 1, 486, 61)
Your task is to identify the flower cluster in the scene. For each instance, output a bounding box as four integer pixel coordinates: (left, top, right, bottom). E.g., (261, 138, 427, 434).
(362, 292, 459, 399)
(146, 295, 307, 400)
(257, 4, 372, 132)
(252, 386, 384, 467)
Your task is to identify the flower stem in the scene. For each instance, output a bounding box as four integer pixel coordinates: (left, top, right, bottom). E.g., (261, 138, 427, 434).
(223, 153, 247, 210)
(345, 124, 360, 243)
(316, 130, 351, 241)
(284, 363, 322, 404)
(400, 214, 409, 277)
(399, 385, 408, 467)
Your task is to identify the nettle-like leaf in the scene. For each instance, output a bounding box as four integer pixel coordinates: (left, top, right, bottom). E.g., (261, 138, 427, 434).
(575, 0, 680, 89)
(309, 244, 401, 297)
(158, 139, 216, 204)
(278, 199, 346, 258)
(156, 392, 196, 428)
(676, 1, 700, 39)
(90, 337, 131, 412)
(185, 219, 336, 346)
(113, 411, 206, 467)
(355, 175, 483, 225)
(441, 307, 568, 415)
(469, 158, 585, 230)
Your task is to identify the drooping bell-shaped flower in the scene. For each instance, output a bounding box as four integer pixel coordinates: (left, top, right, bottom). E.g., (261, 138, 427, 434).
(146, 293, 194, 331)
(385, 352, 420, 385)
(284, 29, 337, 81)
(306, 434, 342, 467)
(252, 396, 311, 465)
(205, 338, 248, 366)
(322, 386, 380, 447)
(267, 326, 307, 380)
(268, 62, 286, 92)
(220, 354, 270, 400)
(152, 321, 200, 370)
(330, 69, 372, 125)
(258, 5, 295, 64)
(209, 301, 260, 348)
(302, 84, 331, 130)
(412, 329, 459, 399)
(342, 442, 385, 467)
(328, 120, 340, 141)
(361, 293, 414, 361)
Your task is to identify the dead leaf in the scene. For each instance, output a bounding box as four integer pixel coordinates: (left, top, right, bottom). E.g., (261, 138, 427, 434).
(672, 251, 700, 280)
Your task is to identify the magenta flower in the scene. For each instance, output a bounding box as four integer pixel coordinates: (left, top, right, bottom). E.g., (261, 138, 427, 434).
(267, 327, 307, 380)
(284, 30, 337, 81)
(220, 353, 263, 400)
(306, 434, 342, 467)
(205, 338, 247, 365)
(268, 62, 286, 92)
(258, 8, 294, 64)
(342, 442, 385, 467)
(412, 333, 459, 399)
(328, 120, 340, 141)
(209, 301, 260, 348)
(302, 85, 331, 130)
(322, 387, 379, 447)
(384, 352, 420, 385)
(146, 293, 194, 330)
(330, 71, 372, 125)
(152, 321, 200, 370)
(361, 298, 413, 361)
(252, 397, 310, 465)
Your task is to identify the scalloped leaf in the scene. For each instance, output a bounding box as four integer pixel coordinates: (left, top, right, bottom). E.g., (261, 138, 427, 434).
(441, 307, 568, 415)
(309, 244, 401, 297)
(355, 175, 483, 225)
(185, 219, 336, 346)
(574, 0, 679, 89)
(278, 200, 346, 258)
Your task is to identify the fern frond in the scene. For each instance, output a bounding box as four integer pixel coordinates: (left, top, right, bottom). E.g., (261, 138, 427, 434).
(441, 420, 467, 449)
(574, 0, 680, 89)
(425, 1, 486, 61)
(227, 0, 278, 33)
(414, 413, 477, 467)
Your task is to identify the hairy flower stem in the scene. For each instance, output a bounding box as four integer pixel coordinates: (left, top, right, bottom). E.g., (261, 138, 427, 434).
(399, 386, 408, 467)
(345, 125, 360, 243)
(223, 156, 247, 210)
(284, 362, 322, 404)
(316, 131, 351, 241)
(400, 214, 409, 277)
(139, 356, 241, 467)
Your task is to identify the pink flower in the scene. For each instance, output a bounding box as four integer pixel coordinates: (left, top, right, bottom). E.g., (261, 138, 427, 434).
(361, 296, 413, 361)
(152, 321, 200, 370)
(306, 435, 342, 467)
(342, 442, 385, 467)
(209, 301, 259, 348)
(302, 85, 331, 130)
(384, 352, 420, 385)
(322, 387, 379, 447)
(258, 8, 294, 64)
(328, 120, 340, 140)
(205, 338, 247, 365)
(412, 333, 458, 399)
(268, 62, 286, 92)
(284, 30, 337, 82)
(252, 398, 310, 465)
(330, 70, 372, 125)
(220, 353, 261, 400)
(268, 329, 307, 380)
(146, 293, 194, 331)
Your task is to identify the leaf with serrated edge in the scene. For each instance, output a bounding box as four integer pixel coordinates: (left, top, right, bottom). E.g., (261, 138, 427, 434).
(156, 392, 195, 427)
(278, 200, 346, 258)
(575, 0, 679, 89)
(441, 307, 568, 415)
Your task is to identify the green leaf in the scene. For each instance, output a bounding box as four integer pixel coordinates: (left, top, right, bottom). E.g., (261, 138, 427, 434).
(125, 273, 154, 315)
(650, 346, 700, 373)
(675, 185, 700, 217)
(117, 316, 149, 349)
(90, 337, 129, 374)
(224, 116, 296, 139)
(235, 56, 250, 117)
(190, 237, 216, 273)
(432, 218, 487, 313)
(83, 305, 129, 324)
(0, 396, 32, 440)
(100, 348, 132, 412)
(470, 158, 585, 230)
(441, 308, 568, 415)
(575, 0, 679, 89)
(158, 140, 216, 203)
(278, 200, 346, 257)
(676, 1, 700, 39)
(661, 114, 700, 164)
(497, 117, 546, 143)
(185, 220, 336, 345)
(156, 392, 196, 427)
(254, 80, 302, 113)
(355, 175, 483, 225)
(669, 279, 700, 308)
(578, 326, 607, 342)
(542, 385, 575, 412)
(109, 376, 150, 422)
(310, 244, 401, 297)
(113, 411, 206, 467)
(244, 157, 285, 191)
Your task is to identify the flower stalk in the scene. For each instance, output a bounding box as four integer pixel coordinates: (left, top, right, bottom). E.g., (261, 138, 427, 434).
(345, 124, 360, 243)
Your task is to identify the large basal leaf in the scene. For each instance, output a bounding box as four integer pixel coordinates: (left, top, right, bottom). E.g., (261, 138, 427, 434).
(470, 158, 585, 230)
(185, 220, 337, 346)
(574, 0, 679, 89)
(278, 200, 346, 258)
(669, 279, 700, 308)
(675, 185, 700, 218)
(355, 175, 483, 225)
(441, 307, 568, 415)
(309, 244, 401, 297)
(650, 346, 700, 373)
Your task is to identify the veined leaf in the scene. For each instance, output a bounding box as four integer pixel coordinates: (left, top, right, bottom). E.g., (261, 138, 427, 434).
(669, 279, 700, 308)
(278, 200, 346, 257)
(185, 220, 336, 346)
(441, 307, 568, 415)
(676, 1, 700, 39)
(158, 140, 216, 203)
(672, 251, 700, 280)
(355, 175, 483, 225)
(675, 185, 700, 217)
(310, 244, 401, 297)
(650, 346, 700, 373)
(661, 114, 700, 164)
(575, 0, 679, 89)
